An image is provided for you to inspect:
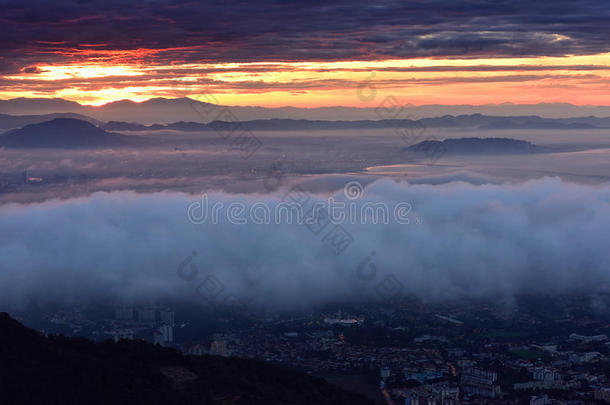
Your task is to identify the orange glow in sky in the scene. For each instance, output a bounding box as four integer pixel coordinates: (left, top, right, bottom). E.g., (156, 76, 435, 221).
(2, 51, 610, 107)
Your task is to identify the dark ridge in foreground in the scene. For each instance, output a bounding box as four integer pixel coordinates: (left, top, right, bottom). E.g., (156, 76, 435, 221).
(406, 137, 545, 155)
(0, 118, 129, 148)
(0, 313, 373, 405)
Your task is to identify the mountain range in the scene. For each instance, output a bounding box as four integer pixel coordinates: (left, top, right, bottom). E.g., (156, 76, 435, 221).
(99, 114, 610, 132)
(0, 117, 549, 154)
(3, 97, 610, 123)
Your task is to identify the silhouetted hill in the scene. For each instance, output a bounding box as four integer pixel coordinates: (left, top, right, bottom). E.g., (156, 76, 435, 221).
(406, 137, 545, 155)
(0, 313, 373, 405)
(0, 118, 129, 148)
(0, 113, 101, 129)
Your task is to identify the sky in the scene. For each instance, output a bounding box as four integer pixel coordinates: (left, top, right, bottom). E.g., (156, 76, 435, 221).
(1, 0, 610, 107)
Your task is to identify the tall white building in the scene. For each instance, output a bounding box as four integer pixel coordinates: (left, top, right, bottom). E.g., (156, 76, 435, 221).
(154, 324, 173, 346)
(159, 310, 175, 326)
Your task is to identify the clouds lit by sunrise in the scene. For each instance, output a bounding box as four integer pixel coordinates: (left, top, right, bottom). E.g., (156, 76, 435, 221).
(2, 0, 610, 106)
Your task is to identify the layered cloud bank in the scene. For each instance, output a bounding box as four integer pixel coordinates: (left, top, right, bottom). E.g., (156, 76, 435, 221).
(1, 177, 609, 311)
(3, 1, 610, 105)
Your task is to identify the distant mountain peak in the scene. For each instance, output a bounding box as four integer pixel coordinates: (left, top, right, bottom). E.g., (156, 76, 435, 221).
(0, 118, 129, 148)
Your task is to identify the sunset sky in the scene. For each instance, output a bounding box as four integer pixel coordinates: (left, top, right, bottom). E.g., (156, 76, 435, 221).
(2, 0, 610, 107)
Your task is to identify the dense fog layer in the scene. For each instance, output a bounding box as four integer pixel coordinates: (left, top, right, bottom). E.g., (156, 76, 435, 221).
(1, 177, 609, 311)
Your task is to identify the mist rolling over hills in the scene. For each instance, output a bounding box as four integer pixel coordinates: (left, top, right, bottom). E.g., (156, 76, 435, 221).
(4, 1, 610, 403)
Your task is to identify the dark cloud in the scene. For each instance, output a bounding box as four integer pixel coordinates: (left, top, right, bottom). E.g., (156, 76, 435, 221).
(21, 66, 43, 74)
(371, 65, 610, 72)
(1, 0, 609, 66)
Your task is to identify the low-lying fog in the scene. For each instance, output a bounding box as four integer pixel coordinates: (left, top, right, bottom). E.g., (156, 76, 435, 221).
(1, 128, 609, 312)
(1, 128, 610, 204)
